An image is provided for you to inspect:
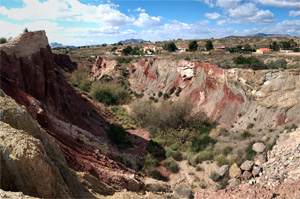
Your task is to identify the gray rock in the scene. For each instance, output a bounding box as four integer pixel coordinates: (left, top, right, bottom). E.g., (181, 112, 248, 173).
(252, 165, 261, 177)
(240, 160, 254, 171)
(243, 171, 253, 181)
(229, 163, 242, 178)
(252, 142, 266, 153)
(219, 165, 229, 177)
(228, 178, 241, 187)
(254, 154, 266, 166)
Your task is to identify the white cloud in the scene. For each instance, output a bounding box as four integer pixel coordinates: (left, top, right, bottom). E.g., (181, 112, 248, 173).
(216, 0, 241, 9)
(199, 0, 214, 8)
(227, 3, 275, 25)
(254, 0, 300, 9)
(134, 7, 146, 12)
(248, 10, 275, 24)
(217, 20, 227, 26)
(0, 0, 134, 27)
(197, 20, 211, 25)
(134, 13, 162, 28)
(289, 10, 300, 17)
(229, 3, 258, 18)
(204, 12, 221, 19)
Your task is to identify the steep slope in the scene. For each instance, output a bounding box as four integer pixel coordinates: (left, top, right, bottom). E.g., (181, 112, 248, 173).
(128, 58, 300, 130)
(0, 90, 93, 198)
(0, 31, 143, 192)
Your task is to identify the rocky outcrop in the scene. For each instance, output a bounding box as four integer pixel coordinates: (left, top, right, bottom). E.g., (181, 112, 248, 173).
(128, 58, 300, 130)
(0, 90, 93, 198)
(90, 56, 121, 80)
(0, 31, 143, 193)
(53, 53, 77, 72)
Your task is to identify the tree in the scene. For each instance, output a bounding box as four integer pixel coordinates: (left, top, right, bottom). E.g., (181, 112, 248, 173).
(188, 40, 198, 52)
(243, 43, 251, 49)
(163, 42, 178, 52)
(23, 28, 28, 33)
(0, 37, 7, 44)
(122, 46, 133, 55)
(270, 41, 279, 51)
(205, 40, 213, 51)
(111, 46, 117, 52)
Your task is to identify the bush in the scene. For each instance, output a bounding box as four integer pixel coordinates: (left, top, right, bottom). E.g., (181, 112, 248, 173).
(143, 154, 159, 169)
(172, 151, 183, 161)
(210, 171, 220, 182)
(69, 69, 91, 92)
(0, 37, 7, 44)
(91, 81, 131, 105)
(163, 158, 179, 173)
(222, 145, 232, 156)
(189, 40, 198, 51)
(241, 131, 252, 139)
(146, 140, 165, 157)
(106, 123, 130, 149)
(215, 154, 229, 167)
(93, 90, 116, 105)
(146, 167, 167, 181)
(191, 128, 214, 152)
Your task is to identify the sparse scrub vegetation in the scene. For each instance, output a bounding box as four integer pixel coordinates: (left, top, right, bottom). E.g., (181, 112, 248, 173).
(163, 158, 179, 173)
(106, 123, 131, 149)
(91, 81, 131, 105)
(209, 171, 220, 182)
(69, 69, 91, 92)
(0, 37, 7, 44)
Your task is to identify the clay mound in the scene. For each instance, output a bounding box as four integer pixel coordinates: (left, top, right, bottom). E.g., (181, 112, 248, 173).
(128, 58, 300, 130)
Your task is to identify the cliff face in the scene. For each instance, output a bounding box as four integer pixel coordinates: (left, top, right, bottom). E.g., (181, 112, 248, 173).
(0, 31, 106, 134)
(0, 31, 143, 194)
(129, 58, 300, 130)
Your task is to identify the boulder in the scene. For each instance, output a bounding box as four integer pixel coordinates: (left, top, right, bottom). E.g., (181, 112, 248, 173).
(144, 178, 170, 193)
(229, 163, 242, 178)
(252, 142, 266, 153)
(228, 178, 241, 187)
(243, 171, 253, 181)
(252, 165, 261, 177)
(240, 160, 254, 171)
(254, 154, 266, 166)
(219, 165, 229, 177)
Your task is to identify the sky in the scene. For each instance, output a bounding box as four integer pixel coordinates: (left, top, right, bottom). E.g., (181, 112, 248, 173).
(0, 0, 299, 46)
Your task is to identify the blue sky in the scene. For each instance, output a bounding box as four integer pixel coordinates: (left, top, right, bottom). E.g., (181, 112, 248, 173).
(0, 0, 299, 46)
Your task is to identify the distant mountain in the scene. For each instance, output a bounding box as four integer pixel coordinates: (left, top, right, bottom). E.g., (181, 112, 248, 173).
(225, 33, 291, 38)
(50, 42, 76, 49)
(118, 38, 144, 44)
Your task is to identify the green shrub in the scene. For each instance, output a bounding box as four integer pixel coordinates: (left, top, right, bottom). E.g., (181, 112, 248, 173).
(170, 143, 180, 151)
(215, 154, 229, 167)
(172, 151, 183, 161)
(146, 167, 167, 181)
(0, 37, 7, 44)
(93, 89, 116, 105)
(241, 131, 252, 139)
(166, 150, 174, 158)
(69, 69, 91, 92)
(222, 145, 232, 156)
(163, 158, 179, 173)
(91, 81, 131, 105)
(175, 87, 182, 97)
(210, 171, 220, 182)
(191, 130, 214, 152)
(106, 123, 130, 149)
(146, 140, 165, 157)
(143, 154, 159, 169)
